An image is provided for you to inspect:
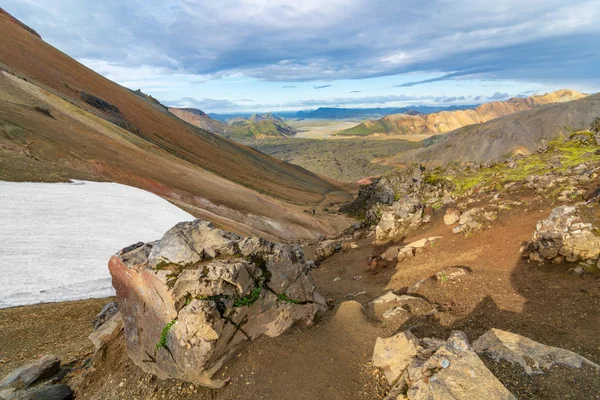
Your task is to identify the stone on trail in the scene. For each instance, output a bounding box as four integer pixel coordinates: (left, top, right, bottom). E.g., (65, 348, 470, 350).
(109, 219, 324, 388)
(443, 208, 461, 225)
(473, 328, 600, 375)
(0, 355, 61, 390)
(373, 331, 419, 385)
(406, 331, 516, 400)
(366, 292, 436, 321)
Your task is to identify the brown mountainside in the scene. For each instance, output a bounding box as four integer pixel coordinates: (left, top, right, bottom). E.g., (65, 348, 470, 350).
(0, 11, 352, 240)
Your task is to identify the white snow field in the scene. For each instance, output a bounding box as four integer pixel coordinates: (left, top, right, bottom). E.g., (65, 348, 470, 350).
(0, 180, 194, 308)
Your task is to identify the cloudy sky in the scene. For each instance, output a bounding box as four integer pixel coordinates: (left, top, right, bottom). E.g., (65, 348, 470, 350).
(5, 0, 600, 112)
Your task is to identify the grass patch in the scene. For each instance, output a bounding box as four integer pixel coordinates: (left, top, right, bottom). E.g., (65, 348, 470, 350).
(276, 293, 300, 304)
(234, 287, 263, 307)
(156, 319, 176, 350)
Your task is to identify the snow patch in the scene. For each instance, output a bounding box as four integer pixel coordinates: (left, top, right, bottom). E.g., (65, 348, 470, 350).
(0, 180, 194, 308)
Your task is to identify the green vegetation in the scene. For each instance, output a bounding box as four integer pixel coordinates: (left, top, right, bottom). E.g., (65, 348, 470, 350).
(448, 138, 600, 195)
(234, 287, 263, 307)
(334, 120, 387, 136)
(156, 319, 177, 350)
(276, 293, 300, 304)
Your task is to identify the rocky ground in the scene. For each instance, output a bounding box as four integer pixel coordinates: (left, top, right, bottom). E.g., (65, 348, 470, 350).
(2, 131, 600, 399)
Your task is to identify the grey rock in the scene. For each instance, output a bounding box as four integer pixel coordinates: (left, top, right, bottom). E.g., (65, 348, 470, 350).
(473, 328, 600, 375)
(0, 356, 60, 389)
(8, 384, 72, 400)
(92, 301, 118, 331)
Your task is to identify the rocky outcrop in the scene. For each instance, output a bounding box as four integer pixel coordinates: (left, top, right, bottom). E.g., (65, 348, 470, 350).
(405, 331, 516, 399)
(525, 205, 600, 263)
(109, 219, 325, 388)
(473, 328, 600, 375)
(375, 330, 515, 399)
(376, 198, 425, 244)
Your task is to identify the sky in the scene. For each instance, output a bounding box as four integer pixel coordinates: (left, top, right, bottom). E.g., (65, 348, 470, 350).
(4, 0, 600, 113)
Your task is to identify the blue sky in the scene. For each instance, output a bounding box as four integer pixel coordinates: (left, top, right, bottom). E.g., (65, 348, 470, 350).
(5, 0, 600, 112)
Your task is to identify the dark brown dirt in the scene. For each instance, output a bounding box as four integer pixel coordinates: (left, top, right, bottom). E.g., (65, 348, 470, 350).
(0, 298, 110, 377)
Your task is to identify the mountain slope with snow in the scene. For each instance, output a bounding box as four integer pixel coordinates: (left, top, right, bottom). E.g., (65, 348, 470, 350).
(0, 180, 194, 308)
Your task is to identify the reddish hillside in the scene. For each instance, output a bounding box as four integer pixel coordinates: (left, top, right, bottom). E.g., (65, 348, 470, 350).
(0, 11, 353, 240)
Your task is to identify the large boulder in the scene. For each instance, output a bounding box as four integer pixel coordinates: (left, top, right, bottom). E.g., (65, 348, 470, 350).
(526, 205, 600, 262)
(405, 331, 516, 400)
(473, 328, 600, 375)
(109, 219, 325, 388)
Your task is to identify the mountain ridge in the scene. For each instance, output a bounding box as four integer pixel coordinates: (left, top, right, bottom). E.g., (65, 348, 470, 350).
(336, 90, 587, 136)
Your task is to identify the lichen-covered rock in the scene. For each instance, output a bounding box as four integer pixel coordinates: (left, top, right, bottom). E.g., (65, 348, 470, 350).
(109, 219, 324, 388)
(526, 205, 600, 263)
(406, 331, 516, 400)
(473, 328, 600, 375)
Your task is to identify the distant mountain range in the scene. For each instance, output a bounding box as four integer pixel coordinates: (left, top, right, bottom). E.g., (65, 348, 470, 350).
(169, 109, 296, 140)
(377, 93, 600, 166)
(336, 90, 587, 136)
(207, 105, 476, 121)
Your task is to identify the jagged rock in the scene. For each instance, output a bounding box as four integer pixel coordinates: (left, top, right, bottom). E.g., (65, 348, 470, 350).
(7, 384, 73, 400)
(443, 208, 461, 225)
(373, 331, 419, 385)
(109, 219, 324, 388)
(375, 198, 425, 244)
(0, 356, 60, 390)
(89, 312, 123, 351)
(406, 331, 516, 400)
(473, 328, 600, 375)
(92, 301, 118, 331)
(314, 239, 343, 264)
(366, 292, 436, 321)
(526, 205, 600, 263)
